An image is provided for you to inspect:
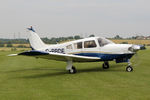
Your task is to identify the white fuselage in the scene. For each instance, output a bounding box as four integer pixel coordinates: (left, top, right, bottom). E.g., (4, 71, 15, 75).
(38, 37, 133, 55)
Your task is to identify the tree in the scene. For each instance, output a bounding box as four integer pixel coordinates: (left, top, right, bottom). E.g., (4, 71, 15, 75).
(6, 44, 13, 47)
(114, 35, 122, 39)
(74, 35, 82, 40)
(68, 36, 74, 40)
(42, 37, 50, 44)
(0, 44, 4, 47)
(89, 34, 95, 37)
(131, 36, 136, 39)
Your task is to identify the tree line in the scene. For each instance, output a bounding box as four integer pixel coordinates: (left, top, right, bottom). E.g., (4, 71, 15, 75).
(0, 34, 149, 47)
(0, 35, 83, 47)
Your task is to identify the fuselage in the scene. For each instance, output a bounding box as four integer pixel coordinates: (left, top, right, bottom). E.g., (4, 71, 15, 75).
(37, 37, 135, 62)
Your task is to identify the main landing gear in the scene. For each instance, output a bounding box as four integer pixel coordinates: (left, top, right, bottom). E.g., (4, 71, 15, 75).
(69, 66, 76, 74)
(66, 61, 76, 74)
(126, 60, 133, 72)
(102, 61, 109, 69)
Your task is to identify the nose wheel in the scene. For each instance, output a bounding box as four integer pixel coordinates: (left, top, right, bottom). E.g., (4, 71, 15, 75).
(126, 66, 133, 72)
(126, 59, 133, 72)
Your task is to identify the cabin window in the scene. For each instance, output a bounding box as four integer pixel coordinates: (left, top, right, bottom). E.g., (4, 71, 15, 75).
(84, 40, 97, 48)
(98, 38, 113, 47)
(74, 42, 82, 49)
(66, 44, 73, 49)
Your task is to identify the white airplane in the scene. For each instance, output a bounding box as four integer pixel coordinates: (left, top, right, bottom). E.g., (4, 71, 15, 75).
(10, 26, 141, 74)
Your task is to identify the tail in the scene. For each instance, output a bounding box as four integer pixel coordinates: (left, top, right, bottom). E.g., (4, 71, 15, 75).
(27, 26, 48, 50)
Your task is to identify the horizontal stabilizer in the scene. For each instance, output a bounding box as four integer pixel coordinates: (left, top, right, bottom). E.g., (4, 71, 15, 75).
(7, 54, 18, 56)
(18, 50, 49, 56)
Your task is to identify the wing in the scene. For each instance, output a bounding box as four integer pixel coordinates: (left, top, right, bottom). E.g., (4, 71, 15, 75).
(13, 50, 101, 62)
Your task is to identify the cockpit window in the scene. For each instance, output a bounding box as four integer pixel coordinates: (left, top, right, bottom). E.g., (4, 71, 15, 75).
(74, 42, 82, 49)
(84, 40, 97, 48)
(98, 38, 113, 47)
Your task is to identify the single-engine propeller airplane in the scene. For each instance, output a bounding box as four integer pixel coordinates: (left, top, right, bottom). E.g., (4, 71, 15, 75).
(9, 26, 143, 74)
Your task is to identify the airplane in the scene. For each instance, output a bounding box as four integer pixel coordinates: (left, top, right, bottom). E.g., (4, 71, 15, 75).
(9, 26, 142, 74)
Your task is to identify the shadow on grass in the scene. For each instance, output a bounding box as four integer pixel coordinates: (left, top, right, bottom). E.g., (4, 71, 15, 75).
(12, 64, 126, 79)
(77, 64, 125, 73)
(8, 67, 64, 73)
(20, 71, 68, 79)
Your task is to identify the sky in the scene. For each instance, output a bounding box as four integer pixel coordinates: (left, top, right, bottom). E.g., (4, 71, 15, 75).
(0, 0, 150, 39)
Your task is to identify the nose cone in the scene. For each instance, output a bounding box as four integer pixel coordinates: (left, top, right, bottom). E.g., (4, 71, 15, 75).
(138, 45, 146, 50)
(128, 45, 141, 52)
(133, 45, 140, 50)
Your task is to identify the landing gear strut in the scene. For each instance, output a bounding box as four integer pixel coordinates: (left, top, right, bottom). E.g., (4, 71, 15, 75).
(102, 61, 109, 69)
(66, 61, 76, 74)
(126, 60, 133, 72)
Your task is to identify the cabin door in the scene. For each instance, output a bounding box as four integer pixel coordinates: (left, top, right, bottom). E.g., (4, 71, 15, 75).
(83, 40, 99, 57)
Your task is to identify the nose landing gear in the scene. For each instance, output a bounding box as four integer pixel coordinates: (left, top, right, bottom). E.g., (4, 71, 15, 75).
(126, 60, 133, 72)
(126, 66, 133, 72)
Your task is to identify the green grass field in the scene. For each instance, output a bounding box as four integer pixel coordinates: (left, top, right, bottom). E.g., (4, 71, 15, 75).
(0, 47, 150, 100)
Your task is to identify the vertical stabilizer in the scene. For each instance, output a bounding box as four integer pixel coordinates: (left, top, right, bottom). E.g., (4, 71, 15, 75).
(27, 26, 47, 50)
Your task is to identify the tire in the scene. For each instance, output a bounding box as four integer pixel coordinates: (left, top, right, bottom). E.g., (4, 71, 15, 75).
(126, 66, 133, 72)
(102, 62, 109, 69)
(69, 66, 77, 74)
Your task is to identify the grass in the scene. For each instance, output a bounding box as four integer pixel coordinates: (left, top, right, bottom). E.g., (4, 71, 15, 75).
(0, 47, 30, 51)
(112, 39, 150, 45)
(0, 47, 150, 100)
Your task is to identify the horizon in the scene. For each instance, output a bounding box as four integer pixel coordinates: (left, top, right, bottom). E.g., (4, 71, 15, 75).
(0, 33, 149, 39)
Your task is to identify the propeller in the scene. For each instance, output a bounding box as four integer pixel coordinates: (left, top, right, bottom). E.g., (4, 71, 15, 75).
(131, 52, 140, 67)
(129, 44, 146, 67)
(128, 45, 141, 52)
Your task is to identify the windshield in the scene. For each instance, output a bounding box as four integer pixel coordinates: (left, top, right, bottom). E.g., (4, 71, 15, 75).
(98, 38, 113, 47)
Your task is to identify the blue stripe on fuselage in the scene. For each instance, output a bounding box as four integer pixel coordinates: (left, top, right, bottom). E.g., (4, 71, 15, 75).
(74, 53, 134, 61)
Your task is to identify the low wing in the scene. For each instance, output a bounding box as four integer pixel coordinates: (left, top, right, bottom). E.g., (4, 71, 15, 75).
(11, 50, 101, 62)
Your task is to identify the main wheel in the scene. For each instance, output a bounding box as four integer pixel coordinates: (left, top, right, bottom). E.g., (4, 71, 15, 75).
(69, 66, 77, 74)
(102, 62, 109, 69)
(126, 66, 133, 72)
